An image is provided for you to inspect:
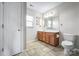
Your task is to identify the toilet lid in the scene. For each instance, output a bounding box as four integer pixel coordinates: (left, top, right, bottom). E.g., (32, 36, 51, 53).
(62, 41, 73, 46)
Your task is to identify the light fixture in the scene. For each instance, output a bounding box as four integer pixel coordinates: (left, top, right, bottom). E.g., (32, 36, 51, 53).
(44, 11, 56, 18)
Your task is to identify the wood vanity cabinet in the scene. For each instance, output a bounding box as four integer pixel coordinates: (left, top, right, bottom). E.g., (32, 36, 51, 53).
(37, 31, 59, 47)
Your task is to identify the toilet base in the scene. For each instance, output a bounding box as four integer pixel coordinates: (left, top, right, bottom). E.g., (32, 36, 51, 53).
(64, 48, 73, 56)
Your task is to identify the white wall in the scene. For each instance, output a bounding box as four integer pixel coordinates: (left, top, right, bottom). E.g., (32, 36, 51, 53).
(54, 2, 79, 48)
(26, 8, 42, 43)
(0, 3, 3, 55)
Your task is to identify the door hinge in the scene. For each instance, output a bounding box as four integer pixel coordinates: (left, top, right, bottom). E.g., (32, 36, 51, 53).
(2, 24, 4, 29)
(2, 48, 4, 52)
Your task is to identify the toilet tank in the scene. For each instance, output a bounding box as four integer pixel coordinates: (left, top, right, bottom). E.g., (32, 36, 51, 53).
(63, 33, 76, 42)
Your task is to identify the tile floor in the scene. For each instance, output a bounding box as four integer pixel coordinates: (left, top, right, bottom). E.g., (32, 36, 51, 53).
(16, 40, 64, 56)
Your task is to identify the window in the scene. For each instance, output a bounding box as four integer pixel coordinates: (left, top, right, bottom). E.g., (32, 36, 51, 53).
(26, 15, 34, 27)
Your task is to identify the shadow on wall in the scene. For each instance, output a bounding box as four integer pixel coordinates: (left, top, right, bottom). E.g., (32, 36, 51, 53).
(75, 35, 79, 49)
(59, 32, 64, 46)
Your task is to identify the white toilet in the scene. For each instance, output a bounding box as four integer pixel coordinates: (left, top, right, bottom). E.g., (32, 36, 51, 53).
(61, 33, 76, 56)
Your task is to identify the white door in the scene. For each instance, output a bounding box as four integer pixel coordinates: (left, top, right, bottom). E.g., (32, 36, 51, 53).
(4, 2, 22, 55)
(0, 2, 3, 55)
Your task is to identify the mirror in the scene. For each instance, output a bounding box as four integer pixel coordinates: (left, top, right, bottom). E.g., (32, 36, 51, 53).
(44, 16, 59, 30)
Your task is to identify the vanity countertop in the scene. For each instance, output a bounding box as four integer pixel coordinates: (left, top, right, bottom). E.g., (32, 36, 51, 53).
(44, 30, 59, 32)
(38, 30, 59, 33)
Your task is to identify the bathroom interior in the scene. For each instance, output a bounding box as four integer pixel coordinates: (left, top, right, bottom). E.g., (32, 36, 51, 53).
(25, 2, 79, 56)
(0, 2, 79, 56)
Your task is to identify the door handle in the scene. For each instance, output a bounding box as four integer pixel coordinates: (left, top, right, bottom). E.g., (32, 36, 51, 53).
(18, 29, 20, 31)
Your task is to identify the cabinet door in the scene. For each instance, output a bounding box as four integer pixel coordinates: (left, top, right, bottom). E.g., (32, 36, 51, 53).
(0, 3, 3, 55)
(39, 32, 43, 41)
(42, 32, 46, 42)
(49, 34, 55, 45)
(37, 32, 40, 40)
(4, 2, 22, 55)
(45, 33, 50, 43)
(49, 33, 59, 46)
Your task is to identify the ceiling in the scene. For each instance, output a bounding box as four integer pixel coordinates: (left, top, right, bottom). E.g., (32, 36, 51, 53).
(27, 2, 62, 13)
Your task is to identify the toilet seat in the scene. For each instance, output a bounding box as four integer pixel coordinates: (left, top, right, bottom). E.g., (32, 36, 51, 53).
(62, 41, 73, 46)
(61, 41, 73, 48)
